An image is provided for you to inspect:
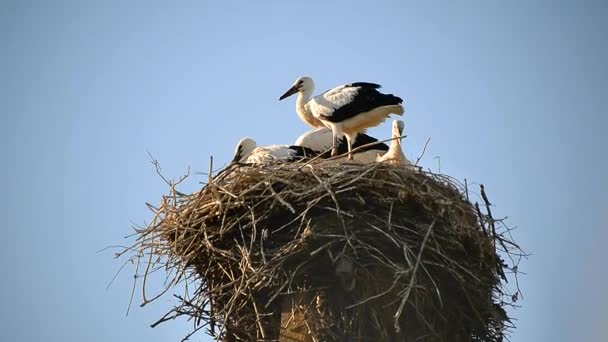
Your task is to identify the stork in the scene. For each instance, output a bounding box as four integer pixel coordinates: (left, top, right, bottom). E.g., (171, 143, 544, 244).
(294, 127, 389, 163)
(231, 137, 317, 164)
(279, 76, 404, 159)
(376, 120, 412, 166)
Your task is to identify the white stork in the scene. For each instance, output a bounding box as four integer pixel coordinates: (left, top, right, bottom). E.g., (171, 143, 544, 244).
(294, 127, 389, 163)
(376, 120, 412, 166)
(279, 76, 404, 159)
(231, 137, 317, 164)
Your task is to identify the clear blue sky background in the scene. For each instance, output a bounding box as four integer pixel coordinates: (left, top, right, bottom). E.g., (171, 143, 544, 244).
(2, 1, 606, 341)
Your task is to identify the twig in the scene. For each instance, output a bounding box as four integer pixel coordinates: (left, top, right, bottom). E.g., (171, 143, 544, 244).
(415, 137, 431, 166)
(394, 216, 438, 331)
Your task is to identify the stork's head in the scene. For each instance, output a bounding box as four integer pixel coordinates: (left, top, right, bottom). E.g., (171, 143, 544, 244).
(279, 76, 314, 100)
(392, 120, 405, 140)
(231, 137, 257, 163)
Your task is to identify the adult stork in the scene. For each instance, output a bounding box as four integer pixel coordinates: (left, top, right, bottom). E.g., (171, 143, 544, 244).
(279, 76, 404, 159)
(231, 137, 317, 164)
(294, 127, 389, 163)
(376, 120, 412, 166)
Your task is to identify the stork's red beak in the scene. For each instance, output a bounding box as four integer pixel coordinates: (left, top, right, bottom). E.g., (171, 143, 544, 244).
(279, 85, 299, 100)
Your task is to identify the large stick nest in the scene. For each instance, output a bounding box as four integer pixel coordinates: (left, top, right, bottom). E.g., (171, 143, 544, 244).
(126, 161, 522, 341)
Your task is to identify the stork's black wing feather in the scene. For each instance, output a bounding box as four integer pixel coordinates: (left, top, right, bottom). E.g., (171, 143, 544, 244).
(286, 145, 318, 161)
(345, 82, 382, 89)
(352, 133, 389, 152)
(323, 86, 403, 123)
(334, 133, 389, 155)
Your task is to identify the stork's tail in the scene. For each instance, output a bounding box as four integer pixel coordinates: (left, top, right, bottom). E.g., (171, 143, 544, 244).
(383, 93, 405, 116)
(393, 104, 405, 116)
(382, 103, 404, 116)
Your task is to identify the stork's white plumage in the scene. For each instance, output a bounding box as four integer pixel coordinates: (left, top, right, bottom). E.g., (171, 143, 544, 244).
(294, 127, 389, 163)
(279, 76, 404, 159)
(293, 127, 335, 152)
(376, 120, 412, 166)
(231, 137, 317, 164)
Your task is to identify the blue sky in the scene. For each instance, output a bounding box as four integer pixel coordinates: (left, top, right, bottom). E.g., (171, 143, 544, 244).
(2, 1, 606, 341)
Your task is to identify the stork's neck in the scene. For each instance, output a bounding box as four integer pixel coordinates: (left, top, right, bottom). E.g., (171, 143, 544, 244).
(296, 88, 320, 128)
(389, 135, 402, 155)
(298, 86, 314, 104)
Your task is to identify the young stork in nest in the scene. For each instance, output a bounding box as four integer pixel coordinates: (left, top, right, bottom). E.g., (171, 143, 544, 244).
(279, 76, 404, 159)
(376, 120, 412, 166)
(231, 137, 317, 164)
(294, 127, 389, 163)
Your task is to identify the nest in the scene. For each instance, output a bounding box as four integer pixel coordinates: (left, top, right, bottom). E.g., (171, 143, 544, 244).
(125, 161, 522, 342)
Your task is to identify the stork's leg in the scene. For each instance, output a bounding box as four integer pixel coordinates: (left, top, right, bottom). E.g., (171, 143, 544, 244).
(345, 134, 353, 161)
(331, 132, 339, 157)
(330, 125, 341, 157)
